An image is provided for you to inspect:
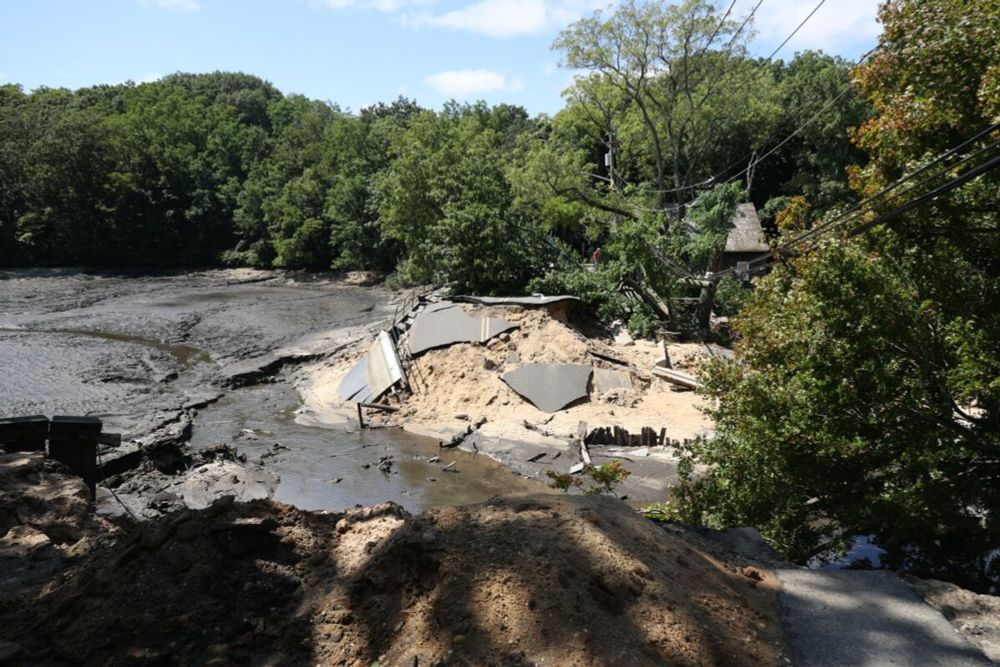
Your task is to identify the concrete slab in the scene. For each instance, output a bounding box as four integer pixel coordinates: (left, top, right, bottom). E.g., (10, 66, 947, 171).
(338, 331, 404, 403)
(593, 368, 632, 393)
(453, 295, 580, 307)
(778, 569, 992, 666)
(407, 301, 516, 356)
(502, 363, 592, 413)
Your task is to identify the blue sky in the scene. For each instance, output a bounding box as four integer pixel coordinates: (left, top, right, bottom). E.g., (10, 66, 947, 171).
(0, 0, 881, 115)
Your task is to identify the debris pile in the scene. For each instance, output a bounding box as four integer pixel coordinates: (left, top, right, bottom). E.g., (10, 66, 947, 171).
(302, 301, 720, 501)
(2, 492, 785, 666)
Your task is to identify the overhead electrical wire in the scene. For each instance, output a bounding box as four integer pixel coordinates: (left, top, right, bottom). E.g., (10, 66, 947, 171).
(762, 0, 826, 62)
(706, 128, 1000, 279)
(636, 0, 859, 199)
(769, 123, 1000, 254)
(713, 45, 879, 188)
(691, 0, 739, 64)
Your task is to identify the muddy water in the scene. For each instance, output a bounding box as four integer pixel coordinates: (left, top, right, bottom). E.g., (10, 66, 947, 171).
(0, 327, 211, 367)
(189, 382, 548, 512)
(0, 269, 550, 514)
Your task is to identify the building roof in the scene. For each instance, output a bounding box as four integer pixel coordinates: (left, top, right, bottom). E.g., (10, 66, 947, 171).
(724, 202, 769, 254)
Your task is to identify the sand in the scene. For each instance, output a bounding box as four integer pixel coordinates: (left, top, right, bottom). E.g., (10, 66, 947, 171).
(4, 492, 785, 666)
(296, 304, 721, 501)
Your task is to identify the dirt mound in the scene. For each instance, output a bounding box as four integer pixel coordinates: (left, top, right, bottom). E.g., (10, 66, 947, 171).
(0, 453, 121, 600)
(4, 493, 783, 666)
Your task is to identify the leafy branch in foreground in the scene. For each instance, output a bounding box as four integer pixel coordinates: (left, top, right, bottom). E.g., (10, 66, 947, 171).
(547, 461, 631, 496)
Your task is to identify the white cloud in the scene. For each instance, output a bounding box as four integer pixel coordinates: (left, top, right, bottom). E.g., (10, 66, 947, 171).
(411, 0, 608, 38)
(147, 0, 200, 11)
(138, 72, 163, 84)
(425, 69, 523, 96)
(749, 0, 879, 56)
(315, 0, 433, 13)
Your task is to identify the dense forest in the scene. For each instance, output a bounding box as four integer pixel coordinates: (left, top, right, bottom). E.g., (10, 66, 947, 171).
(0, 1, 867, 310)
(2, 0, 998, 589)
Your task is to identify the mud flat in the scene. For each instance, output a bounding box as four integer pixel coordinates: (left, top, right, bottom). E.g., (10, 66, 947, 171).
(0, 269, 550, 516)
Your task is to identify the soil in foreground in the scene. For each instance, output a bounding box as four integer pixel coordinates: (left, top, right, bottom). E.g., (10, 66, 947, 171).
(3, 455, 784, 666)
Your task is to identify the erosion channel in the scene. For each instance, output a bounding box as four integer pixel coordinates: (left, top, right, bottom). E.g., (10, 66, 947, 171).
(0, 269, 547, 518)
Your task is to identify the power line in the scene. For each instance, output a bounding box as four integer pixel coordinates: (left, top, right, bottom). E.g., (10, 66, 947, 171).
(643, 3, 864, 197)
(691, 0, 739, 63)
(774, 126, 1000, 254)
(714, 45, 878, 188)
(713, 139, 1000, 279)
(846, 151, 1000, 238)
(763, 0, 826, 62)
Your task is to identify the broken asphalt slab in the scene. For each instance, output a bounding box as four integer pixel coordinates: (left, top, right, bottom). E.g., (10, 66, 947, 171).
(407, 301, 516, 356)
(778, 569, 993, 666)
(501, 363, 593, 413)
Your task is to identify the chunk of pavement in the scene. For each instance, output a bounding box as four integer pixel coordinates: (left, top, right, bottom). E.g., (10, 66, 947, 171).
(593, 368, 632, 393)
(502, 363, 593, 413)
(407, 301, 516, 356)
(628, 447, 650, 458)
(337, 330, 405, 403)
(778, 569, 993, 666)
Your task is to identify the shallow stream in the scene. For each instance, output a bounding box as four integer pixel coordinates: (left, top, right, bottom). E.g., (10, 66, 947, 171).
(188, 382, 548, 512)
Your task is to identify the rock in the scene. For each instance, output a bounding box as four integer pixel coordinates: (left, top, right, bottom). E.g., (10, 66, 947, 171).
(627, 447, 650, 458)
(482, 358, 497, 371)
(0, 525, 52, 560)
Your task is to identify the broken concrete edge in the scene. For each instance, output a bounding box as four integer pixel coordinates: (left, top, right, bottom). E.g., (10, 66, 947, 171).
(338, 329, 406, 404)
(405, 300, 518, 356)
(501, 363, 593, 413)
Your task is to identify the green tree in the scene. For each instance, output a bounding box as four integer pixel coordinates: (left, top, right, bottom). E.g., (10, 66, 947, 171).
(675, 0, 1000, 592)
(376, 103, 547, 293)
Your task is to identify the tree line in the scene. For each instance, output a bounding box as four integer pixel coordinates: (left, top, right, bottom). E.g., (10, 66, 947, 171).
(0, 15, 865, 305)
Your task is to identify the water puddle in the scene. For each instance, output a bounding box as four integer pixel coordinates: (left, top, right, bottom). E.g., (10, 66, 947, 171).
(189, 382, 551, 513)
(0, 327, 212, 368)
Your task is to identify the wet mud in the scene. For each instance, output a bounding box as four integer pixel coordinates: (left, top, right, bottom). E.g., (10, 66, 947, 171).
(0, 269, 549, 516)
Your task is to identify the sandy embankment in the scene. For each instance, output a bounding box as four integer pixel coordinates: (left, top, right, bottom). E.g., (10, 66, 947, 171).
(296, 304, 720, 501)
(0, 455, 786, 666)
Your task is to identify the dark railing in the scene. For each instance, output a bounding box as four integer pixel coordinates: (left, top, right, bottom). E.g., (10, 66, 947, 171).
(0, 415, 119, 497)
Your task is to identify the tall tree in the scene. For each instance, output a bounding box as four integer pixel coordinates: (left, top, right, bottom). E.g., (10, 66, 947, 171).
(554, 0, 756, 213)
(674, 0, 1000, 592)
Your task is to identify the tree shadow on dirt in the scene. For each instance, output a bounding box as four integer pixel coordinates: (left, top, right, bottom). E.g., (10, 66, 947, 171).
(0, 498, 322, 666)
(343, 494, 781, 666)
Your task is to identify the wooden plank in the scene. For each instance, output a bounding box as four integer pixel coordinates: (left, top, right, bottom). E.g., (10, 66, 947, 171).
(651, 366, 701, 390)
(359, 402, 400, 413)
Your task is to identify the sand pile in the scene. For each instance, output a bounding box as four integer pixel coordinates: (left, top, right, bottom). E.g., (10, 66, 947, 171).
(301, 305, 714, 442)
(296, 304, 721, 501)
(3, 492, 784, 666)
